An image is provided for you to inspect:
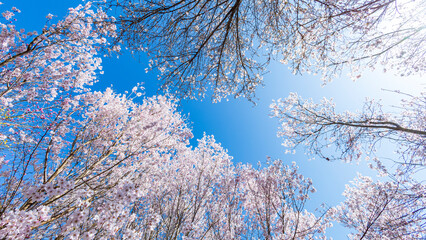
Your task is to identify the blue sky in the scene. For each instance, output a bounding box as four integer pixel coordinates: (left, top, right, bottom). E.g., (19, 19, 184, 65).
(6, 0, 424, 238)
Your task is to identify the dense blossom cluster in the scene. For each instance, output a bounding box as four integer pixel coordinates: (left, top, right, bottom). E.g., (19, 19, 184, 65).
(0, 205, 50, 238)
(0, 2, 117, 151)
(335, 174, 426, 239)
(242, 161, 330, 239)
(103, 0, 425, 101)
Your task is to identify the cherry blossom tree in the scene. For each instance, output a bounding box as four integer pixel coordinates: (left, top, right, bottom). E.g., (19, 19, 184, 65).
(270, 91, 426, 238)
(334, 174, 426, 239)
(0, 4, 330, 239)
(270, 92, 425, 165)
(0, 1, 118, 153)
(101, 0, 425, 101)
(242, 160, 330, 239)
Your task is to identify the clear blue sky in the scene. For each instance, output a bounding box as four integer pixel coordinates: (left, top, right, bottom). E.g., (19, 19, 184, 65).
(6, 0, 424, 238)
